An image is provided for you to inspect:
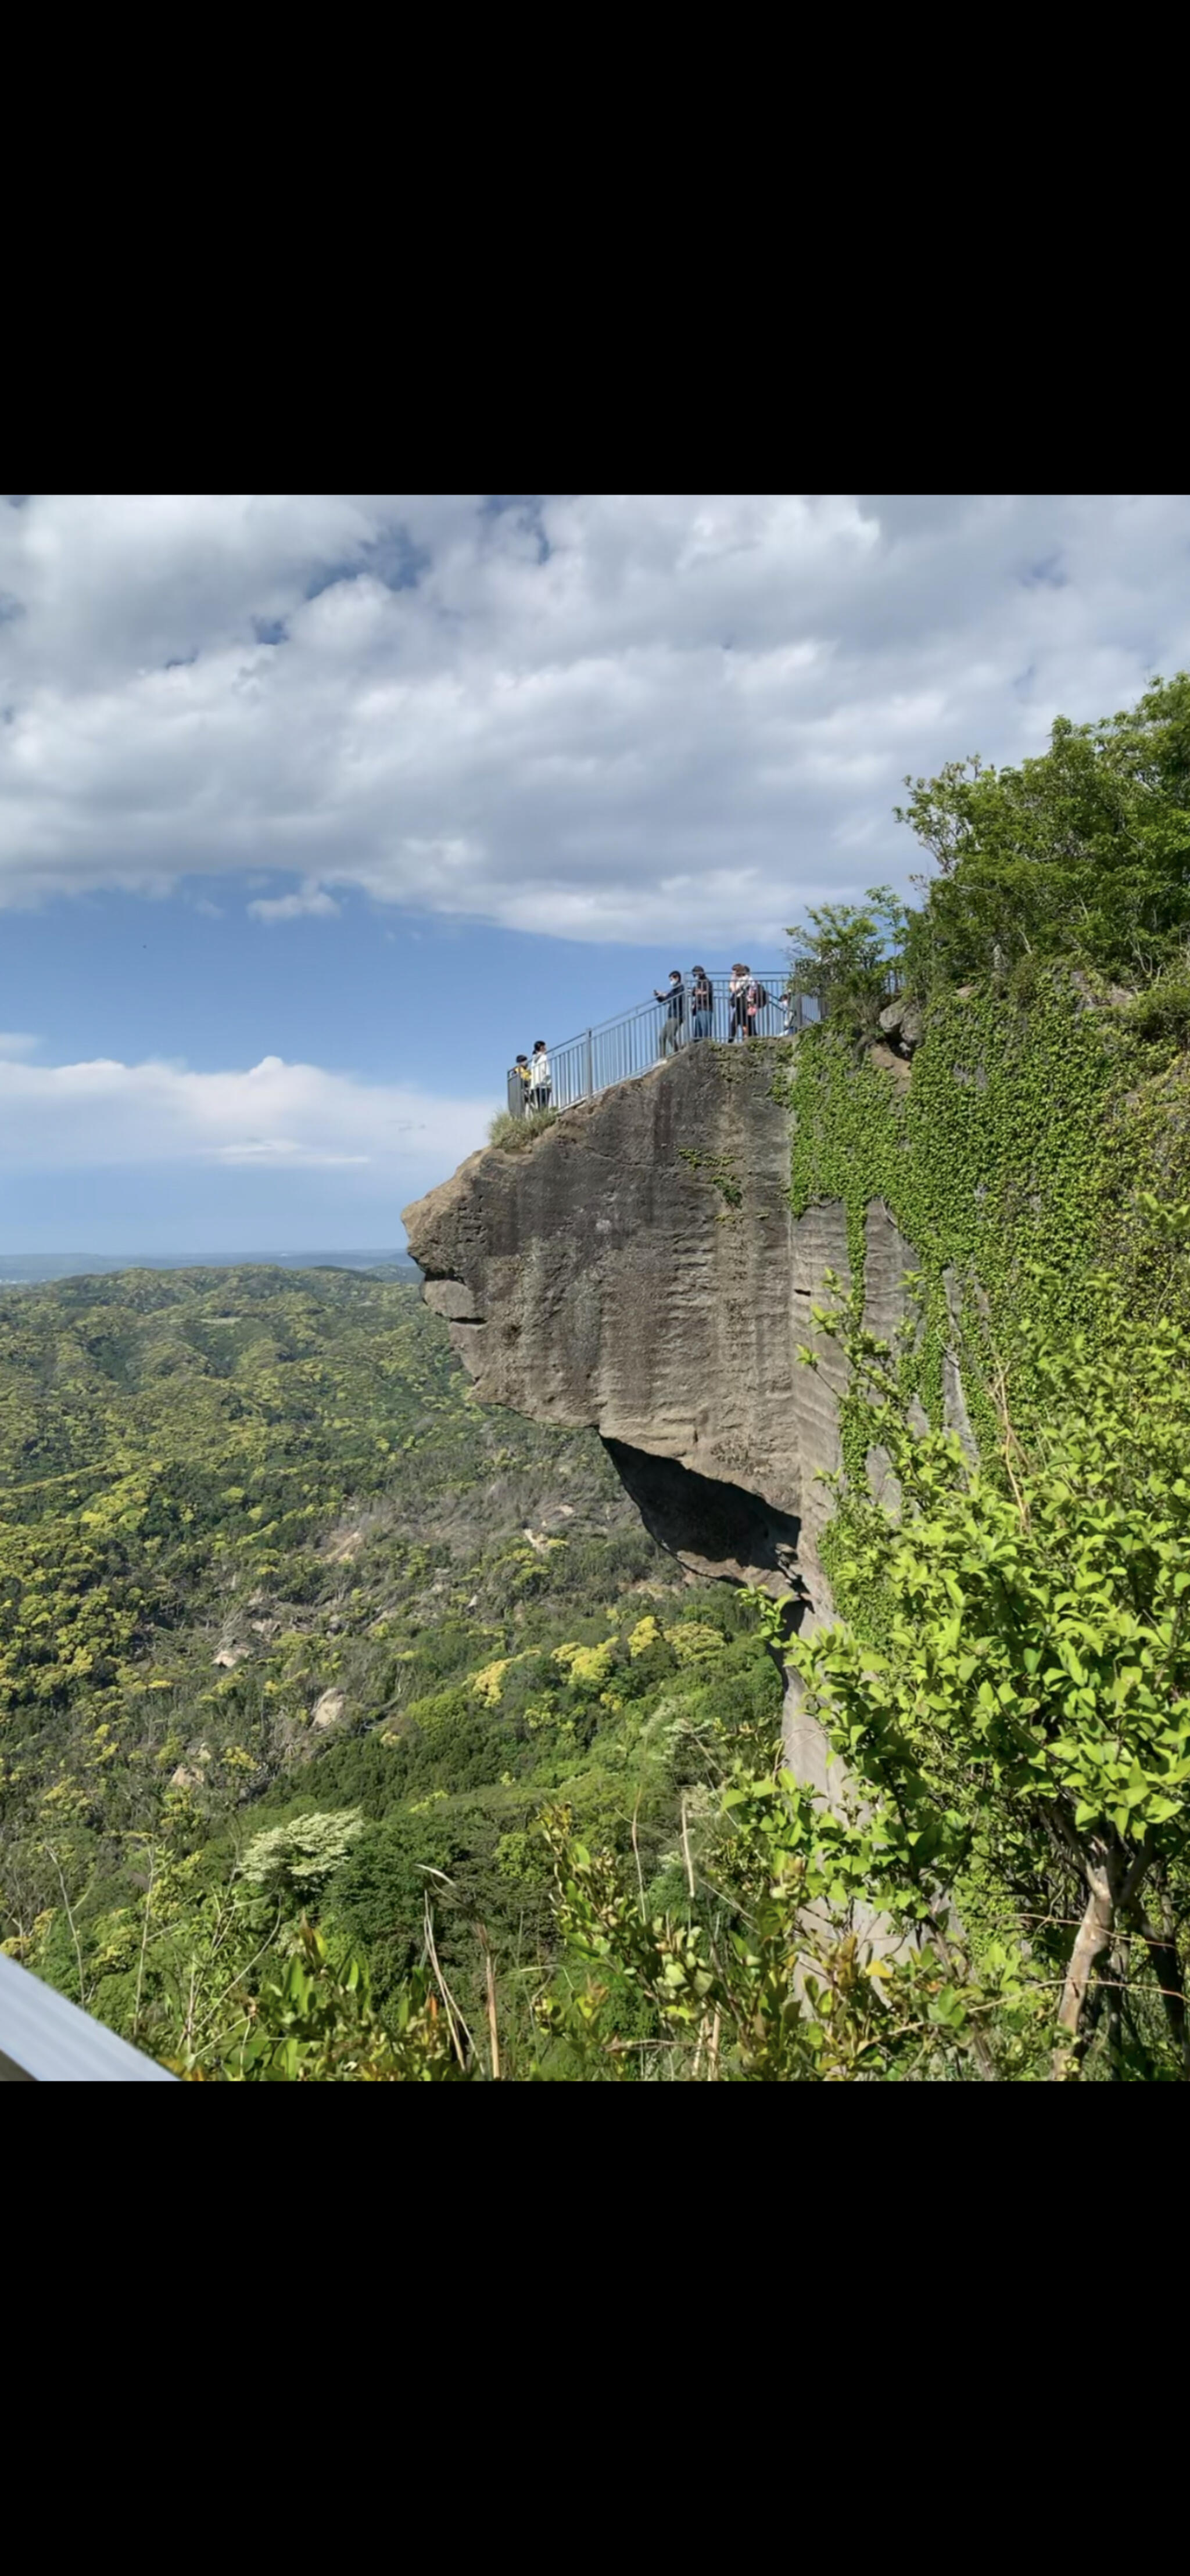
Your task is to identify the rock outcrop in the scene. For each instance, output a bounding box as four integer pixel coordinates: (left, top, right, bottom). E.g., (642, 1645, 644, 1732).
(403, 1043, 921, 1625)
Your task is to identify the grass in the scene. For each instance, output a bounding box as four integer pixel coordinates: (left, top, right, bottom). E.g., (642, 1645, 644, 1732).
(487, 1108, 561, 1153)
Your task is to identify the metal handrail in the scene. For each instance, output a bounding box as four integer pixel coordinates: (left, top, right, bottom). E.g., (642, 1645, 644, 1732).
(506, 972, 819, 1116)
(0, 1949, 177, 2082)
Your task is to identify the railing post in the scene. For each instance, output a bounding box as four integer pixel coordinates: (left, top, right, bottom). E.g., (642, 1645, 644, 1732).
(584, 1029, 593, 1100)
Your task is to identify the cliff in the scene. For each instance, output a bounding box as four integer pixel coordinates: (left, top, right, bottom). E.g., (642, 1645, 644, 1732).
(403, 1042, 922, 1635)
(408, 991, 1148, 1835)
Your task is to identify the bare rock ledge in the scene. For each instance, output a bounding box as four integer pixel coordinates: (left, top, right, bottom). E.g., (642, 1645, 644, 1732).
(403, 1044, 930, 1627)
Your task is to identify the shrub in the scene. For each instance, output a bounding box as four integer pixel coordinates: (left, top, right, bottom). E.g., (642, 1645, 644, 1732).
(487, 1109, 560, 1153)
(1122, 965, 1190, 1050)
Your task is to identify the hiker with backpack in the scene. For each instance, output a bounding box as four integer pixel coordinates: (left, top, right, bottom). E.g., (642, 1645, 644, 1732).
(654, 969, 686, 1057)
(528, 1040, 552, 1111)
(689, 966, 713, 1041)
(728, 965, 750, 1041)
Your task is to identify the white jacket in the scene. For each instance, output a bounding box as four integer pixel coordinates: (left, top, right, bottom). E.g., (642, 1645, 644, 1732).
(530, 1053, 551, 1088)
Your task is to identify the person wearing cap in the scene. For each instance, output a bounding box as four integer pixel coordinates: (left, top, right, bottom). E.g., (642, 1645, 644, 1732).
(690, 967, 713, 1041)
(654, 968, 686, 1057)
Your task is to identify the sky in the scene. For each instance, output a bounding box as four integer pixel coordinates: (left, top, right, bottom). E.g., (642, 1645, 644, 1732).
(2, 491, 1189, 1254)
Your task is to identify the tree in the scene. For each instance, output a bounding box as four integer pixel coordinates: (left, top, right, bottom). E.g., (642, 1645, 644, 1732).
(791, 1276, 1190, 2079)
(897, 674, 1190, 989)
(787, 886, 908, 1037)
(240, 1809, 365, 1902)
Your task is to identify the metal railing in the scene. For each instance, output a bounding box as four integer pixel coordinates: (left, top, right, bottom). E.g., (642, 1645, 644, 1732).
(0, 1948, 177, 2082)
(506, 973, 819, 1116)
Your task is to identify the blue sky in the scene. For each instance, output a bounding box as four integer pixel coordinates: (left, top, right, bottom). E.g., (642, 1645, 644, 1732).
(0, 890, 719, 1248)
(0, 886, 734, 1079)
(3, 493, 1189, 1254)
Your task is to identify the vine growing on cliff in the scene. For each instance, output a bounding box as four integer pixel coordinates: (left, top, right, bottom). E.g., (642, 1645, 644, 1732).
(786, 974, 1158, 1500)
(792, 1279, 1190, 2078)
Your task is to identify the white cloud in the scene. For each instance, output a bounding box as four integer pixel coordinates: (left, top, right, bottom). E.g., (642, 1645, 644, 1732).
(0, 1030, 38, 1057)
(208, 1139, 367, 1165)
(3, 493, 1189, 944)
(248, 881, 340, 923)
(0, 1048, 492, 1176)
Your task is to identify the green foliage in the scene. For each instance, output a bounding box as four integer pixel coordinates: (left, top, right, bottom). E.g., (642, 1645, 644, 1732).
(1120, 967, 1190, 1050)
(0, 1263, 780, 2076)
(897, 674, 1190, 989)
(791, 1281, 1190, 2077)
(182, 1920, 465, 2082)
(542, 1250, 1190, 2081)
(240, 1809, 365, 1899)
(487, 1108, 559, 1152)
(783, 688, 1190, 2077)
(787, 886, 908, 1038)
(536, 1745, 1000, 2082)
(788, 975, 1130, 1476)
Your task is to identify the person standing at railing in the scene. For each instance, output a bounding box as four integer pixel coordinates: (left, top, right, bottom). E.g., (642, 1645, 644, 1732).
(528, 1040, 552, 1110)
(745, 971, 770, 1037)
(690, 966, 713, 1041)
(512, 1054, 532, 1113)
(654, 969, 686, 1056)
(728, 965, 750, 1041)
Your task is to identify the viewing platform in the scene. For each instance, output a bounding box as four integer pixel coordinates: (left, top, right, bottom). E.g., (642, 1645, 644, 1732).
(506, 972, 816, 1116)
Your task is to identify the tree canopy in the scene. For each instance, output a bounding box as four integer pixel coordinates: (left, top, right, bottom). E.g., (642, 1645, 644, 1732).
(897, 673, 1190, 990)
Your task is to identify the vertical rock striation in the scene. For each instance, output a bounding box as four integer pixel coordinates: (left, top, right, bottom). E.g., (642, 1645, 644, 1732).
(403, 1041, 947, 1794)
(406, 1047, 836, 1595)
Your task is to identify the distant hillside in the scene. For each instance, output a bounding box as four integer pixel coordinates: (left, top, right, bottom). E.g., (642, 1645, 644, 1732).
(0, 1265, 776, 2074)
(0, 1251, 420, 1287)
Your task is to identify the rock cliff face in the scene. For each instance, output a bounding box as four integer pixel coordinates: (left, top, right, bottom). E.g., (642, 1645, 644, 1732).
(403, 1043, 920, 1627)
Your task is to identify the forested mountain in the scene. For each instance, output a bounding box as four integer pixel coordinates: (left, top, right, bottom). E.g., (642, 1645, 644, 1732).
(0, 1267, 777, 2075)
